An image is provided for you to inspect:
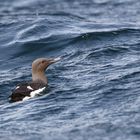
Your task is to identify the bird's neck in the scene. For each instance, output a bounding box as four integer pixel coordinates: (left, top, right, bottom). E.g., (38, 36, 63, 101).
(32, 71, 48, 84)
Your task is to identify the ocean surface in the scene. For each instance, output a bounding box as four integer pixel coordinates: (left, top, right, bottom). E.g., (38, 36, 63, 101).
(0, 0, 140, 140)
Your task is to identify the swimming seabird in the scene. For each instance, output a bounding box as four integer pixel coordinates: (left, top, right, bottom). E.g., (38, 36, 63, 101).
(10, 57, 61, 102)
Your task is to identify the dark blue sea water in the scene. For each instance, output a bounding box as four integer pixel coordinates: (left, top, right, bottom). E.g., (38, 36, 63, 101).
(0, 0, 140, 140)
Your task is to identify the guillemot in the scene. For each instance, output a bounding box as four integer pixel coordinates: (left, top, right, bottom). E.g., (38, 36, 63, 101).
(10, 57, 61, 102)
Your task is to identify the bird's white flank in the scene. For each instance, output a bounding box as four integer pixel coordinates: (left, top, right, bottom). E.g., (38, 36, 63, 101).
(22, 87, 46, 101)
(15, 86, 20, 89)
(27, 86, 33, 90)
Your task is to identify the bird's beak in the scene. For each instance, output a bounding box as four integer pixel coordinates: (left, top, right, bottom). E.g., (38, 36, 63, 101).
(48, 57, 62, 64)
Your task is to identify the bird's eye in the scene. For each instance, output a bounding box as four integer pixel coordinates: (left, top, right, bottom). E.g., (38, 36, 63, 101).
(42, 60, 46, 64)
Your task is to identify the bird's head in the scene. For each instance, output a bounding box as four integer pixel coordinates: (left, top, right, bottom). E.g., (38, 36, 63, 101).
(32, 57, 61, 83)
